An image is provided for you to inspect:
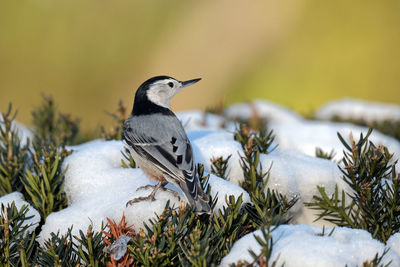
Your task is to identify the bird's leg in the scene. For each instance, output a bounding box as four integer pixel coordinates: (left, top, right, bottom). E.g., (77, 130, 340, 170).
(126, 181, 181, 207)
(157, 181, 181, 200)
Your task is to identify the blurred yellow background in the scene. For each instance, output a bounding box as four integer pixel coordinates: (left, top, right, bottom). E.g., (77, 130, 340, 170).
(1, 0, 399, 130)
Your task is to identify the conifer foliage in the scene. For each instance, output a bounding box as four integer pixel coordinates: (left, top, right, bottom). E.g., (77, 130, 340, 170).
(0, 105, 30, 196)
(32, 95, 80, 148)
(0, 202, 38, 266)
(307, 129, 400, 243)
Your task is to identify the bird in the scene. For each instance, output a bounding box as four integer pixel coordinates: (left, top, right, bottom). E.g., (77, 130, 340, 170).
(122, 75, 211, 215)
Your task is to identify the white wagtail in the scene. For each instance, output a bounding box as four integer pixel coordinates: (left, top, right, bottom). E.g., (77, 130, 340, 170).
(123, 76, 211, 215)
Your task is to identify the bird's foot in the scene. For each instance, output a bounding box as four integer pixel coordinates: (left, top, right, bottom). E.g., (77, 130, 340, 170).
(126, 182, 181, 207)
(136, 183, 180, 199)
(126, 194, 156, 207)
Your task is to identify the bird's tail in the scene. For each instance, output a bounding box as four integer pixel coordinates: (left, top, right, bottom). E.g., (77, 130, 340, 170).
(193, 182, 211, 215)
(180, 178, 211, 215)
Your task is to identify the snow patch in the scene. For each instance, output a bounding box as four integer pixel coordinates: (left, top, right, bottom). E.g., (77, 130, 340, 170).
(225, 100, 400, 169)
(270, 120, 400, 168)
(387, 233, 400, 256)
(225, 99, 303, 123)
(260, 148, 350, 226)
(189, 130, 351, 226)
(221, 225, 400, 267)
(187, 129, 354, 226)
(188, 130, 245, 185)
(176, 110, 233, 131)
(316, 98, 400, 122)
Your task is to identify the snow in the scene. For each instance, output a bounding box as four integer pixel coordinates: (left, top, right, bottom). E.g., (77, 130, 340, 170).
(316, 98, 400, 122)
(0, 192, 40, 233)
(220, 224, 400, 267)
(225, 99, 303, 123)
(388, 233, 400, 256)
(187, 129, 348, 226)
(188, 130, 245, 185)
(223, 100, 400, 168)
(38, 139, 250, 245)
(176, 110, 233, 131)
(269, 120, 400, 169)
(259, 148, 350, 226)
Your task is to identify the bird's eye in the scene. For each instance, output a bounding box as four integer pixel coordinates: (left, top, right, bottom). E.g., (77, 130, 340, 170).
(168, 82, 174, 88)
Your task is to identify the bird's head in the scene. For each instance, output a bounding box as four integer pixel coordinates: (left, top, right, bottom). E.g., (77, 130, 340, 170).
(135, 76, 201, 109)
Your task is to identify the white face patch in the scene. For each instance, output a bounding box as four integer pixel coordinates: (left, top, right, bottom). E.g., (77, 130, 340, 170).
(146, 79, 180, 108)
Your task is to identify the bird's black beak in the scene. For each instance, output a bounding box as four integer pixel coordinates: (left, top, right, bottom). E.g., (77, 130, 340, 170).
(181, 78, 201, 88)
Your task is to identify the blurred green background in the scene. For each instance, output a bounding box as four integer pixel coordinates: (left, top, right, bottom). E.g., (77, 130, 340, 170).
(1, 0, 399, 130)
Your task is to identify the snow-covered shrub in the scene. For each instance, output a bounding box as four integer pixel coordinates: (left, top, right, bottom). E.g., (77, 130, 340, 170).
(2, 96, 400, 266)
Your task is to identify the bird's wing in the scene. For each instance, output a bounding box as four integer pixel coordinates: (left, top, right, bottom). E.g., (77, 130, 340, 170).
(123, 122, 199, 198)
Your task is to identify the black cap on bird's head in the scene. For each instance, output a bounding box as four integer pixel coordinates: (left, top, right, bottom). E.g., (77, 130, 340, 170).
(137, 75, 174, 90)
(132, 75, 201, 115)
